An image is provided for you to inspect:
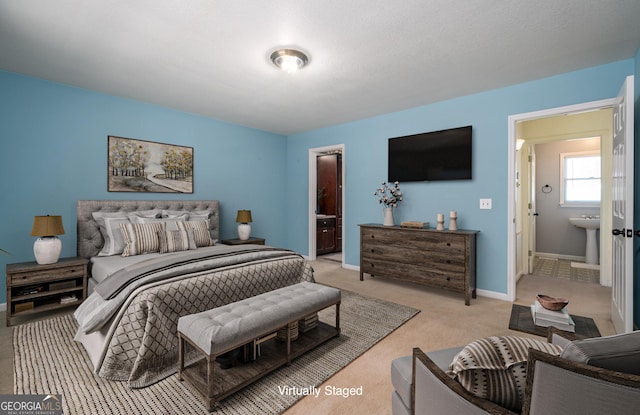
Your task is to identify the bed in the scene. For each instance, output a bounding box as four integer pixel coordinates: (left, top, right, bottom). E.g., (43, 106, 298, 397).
(73, 200, 313, 388)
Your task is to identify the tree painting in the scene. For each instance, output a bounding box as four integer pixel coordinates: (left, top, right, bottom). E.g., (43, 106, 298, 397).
(108, 136, 193, 193)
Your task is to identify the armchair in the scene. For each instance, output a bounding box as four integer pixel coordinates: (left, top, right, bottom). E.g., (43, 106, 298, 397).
(391, 330, 640, 415)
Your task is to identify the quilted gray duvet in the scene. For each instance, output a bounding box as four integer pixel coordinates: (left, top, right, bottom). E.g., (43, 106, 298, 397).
(74, 246, 313, 388)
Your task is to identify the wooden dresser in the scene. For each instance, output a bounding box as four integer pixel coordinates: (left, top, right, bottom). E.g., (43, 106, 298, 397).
(359, 224, 478, 305)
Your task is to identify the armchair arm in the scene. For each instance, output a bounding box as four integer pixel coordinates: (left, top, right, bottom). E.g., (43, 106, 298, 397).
(545, 326, 593, 345)
(412, 348, 517, 415)
(522, 348, 640, 415)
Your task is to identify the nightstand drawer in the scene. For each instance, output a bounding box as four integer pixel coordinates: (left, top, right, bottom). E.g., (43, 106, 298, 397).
(11, 265, 85, 286)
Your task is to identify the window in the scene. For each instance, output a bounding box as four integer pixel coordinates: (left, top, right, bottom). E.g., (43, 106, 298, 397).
(560, 150, 601, 205)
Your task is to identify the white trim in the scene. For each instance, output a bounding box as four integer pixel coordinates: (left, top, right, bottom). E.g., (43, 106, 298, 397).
(507, 98, 615, 303)
(571, 261, 600, 270)
(0, 302, 6, 312)
(535, 252, 585, 262)
(308, 144, 346, 266)
(476, 289, 510, 302)
(342, 263, 359, 272)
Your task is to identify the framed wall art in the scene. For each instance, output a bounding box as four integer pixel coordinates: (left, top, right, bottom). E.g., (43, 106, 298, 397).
(108, 136, 194, 193)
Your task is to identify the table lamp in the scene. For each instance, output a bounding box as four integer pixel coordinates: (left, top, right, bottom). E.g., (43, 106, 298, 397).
(31, 215, 65, 264)
(236, 210, 252, 241)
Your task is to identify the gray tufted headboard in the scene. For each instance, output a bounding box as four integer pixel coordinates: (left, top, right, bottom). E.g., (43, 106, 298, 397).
(77, 200, 220, 258)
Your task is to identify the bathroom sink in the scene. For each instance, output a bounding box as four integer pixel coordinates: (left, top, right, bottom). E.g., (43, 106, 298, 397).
(569, 217, 600, 230)
(569, 217, 600, 265)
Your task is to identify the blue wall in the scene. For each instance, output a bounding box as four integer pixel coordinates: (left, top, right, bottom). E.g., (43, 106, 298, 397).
(286, 59, 635, 297)
(1, 58, 638, 316)
(0, 71, 288, 304)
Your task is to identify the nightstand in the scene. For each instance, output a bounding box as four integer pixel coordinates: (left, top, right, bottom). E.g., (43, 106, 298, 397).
(6, 256, 88, 326)
(220, 237, 266, 246)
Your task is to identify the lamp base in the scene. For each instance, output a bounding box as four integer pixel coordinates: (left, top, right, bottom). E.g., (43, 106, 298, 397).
(237, 223, 251, 241)
(34, 236, 62, 264)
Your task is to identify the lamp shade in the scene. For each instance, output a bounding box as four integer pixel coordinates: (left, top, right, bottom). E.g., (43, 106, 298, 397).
(31, 215, 65, 237)
(235, 210, 253, 223)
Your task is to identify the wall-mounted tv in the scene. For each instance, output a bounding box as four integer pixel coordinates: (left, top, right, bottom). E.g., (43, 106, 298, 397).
(388, 125, 472, 182)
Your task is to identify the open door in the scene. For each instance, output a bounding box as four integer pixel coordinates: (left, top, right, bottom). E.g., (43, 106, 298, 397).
(611, 75, 634, 333)
(527, 144, 537, 274)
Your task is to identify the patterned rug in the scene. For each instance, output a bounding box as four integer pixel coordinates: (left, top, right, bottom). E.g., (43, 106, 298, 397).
(532, 258, 600, 284)
(13, 289, 418, 415)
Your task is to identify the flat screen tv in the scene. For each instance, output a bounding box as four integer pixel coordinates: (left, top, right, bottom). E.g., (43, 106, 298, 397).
(388, 125, 472, 182)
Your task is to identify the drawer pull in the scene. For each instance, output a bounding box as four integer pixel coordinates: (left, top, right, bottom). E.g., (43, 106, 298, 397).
(371, 249, 375, 253)
(446, 277, 451, 281)
(446, 242, 451, 246)
(322, 229, 328, 233)
(446, 260, 451, 264)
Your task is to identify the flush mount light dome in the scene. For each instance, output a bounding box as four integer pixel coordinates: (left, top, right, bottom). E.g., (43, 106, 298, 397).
(270, 49, 309, 73)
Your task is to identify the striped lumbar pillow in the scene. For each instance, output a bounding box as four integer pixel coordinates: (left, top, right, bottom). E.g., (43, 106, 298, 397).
(176, 220, 214, 247)
(158, 229, 197, 254)
(120, 222, 165, 257)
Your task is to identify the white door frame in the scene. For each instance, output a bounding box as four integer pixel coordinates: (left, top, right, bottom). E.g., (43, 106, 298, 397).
(507, 98, 615, 301)
(308, 144, 345, 264)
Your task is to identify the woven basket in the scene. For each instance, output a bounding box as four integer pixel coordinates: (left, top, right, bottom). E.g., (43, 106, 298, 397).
(276, 321, 299, 341)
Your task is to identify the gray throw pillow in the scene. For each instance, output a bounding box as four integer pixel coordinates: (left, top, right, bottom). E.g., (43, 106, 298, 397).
(560, 331, 640, 375)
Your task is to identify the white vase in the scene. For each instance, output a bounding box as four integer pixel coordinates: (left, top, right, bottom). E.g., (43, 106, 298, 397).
(383, 207, 394, 226)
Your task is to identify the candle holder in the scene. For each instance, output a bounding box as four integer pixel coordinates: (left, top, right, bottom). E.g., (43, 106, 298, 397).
(436, 213, 444, 230)
(449, 211, 458, 231)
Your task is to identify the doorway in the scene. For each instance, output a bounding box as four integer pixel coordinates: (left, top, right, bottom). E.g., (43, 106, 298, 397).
(308, 145, 345, 265)
(507, 98, 616, 302)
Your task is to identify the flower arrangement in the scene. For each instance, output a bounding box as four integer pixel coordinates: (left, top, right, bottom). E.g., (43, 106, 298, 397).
(374, 181, 403, 208)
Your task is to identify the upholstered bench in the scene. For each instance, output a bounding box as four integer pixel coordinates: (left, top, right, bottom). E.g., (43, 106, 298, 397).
(178, 281, 341, 410)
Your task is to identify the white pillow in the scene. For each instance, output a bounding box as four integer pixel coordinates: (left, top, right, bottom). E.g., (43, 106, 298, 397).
(130, 214, 189, 231)
(92, 209, 163, 256)
(163, 209, 214, 222)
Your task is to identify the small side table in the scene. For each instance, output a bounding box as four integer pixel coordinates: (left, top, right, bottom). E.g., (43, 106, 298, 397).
(6, 256, 88, 327)
(220, 237, 266, 246)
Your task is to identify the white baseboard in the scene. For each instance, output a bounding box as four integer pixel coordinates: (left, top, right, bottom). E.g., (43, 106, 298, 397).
(535, 252, 585, 262)
(0, 302, 5, 312)
(342, 263, 359, 272)
(571, 261, 600, 270)
(476, 289, 510, 302)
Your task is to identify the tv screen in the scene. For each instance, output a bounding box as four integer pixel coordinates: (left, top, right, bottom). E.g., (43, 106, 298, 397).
(388, 125, 472, 182)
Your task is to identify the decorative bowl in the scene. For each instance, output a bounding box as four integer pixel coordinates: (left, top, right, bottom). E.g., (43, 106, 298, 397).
(536, 294, 569, 311)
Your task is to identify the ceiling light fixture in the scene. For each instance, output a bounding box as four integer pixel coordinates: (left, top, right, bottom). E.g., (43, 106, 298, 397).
(270, 49, 309, 73)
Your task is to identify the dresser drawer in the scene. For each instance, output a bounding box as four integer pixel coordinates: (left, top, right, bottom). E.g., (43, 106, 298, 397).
(10, 265, 85, 286)
(361, 242, 465, 271)
(360, 258, 465, 292)
(360, 227, 465, 253)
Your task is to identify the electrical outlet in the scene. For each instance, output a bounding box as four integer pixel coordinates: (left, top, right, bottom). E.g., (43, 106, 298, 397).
(479, 198, 492, 209)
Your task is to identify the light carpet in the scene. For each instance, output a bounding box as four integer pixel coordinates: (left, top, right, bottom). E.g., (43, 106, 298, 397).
(13, 289, 419, 415)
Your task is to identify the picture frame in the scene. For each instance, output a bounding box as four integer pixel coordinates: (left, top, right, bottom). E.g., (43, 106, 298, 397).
(107, 136, 194, 193)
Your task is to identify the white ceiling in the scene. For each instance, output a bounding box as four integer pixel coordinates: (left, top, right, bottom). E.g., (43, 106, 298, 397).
(1, 1, 640, 135)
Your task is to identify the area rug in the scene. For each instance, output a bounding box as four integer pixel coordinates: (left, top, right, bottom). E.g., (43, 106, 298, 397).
(13, 289, 419, 415)
(508, 304, 601, 338)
